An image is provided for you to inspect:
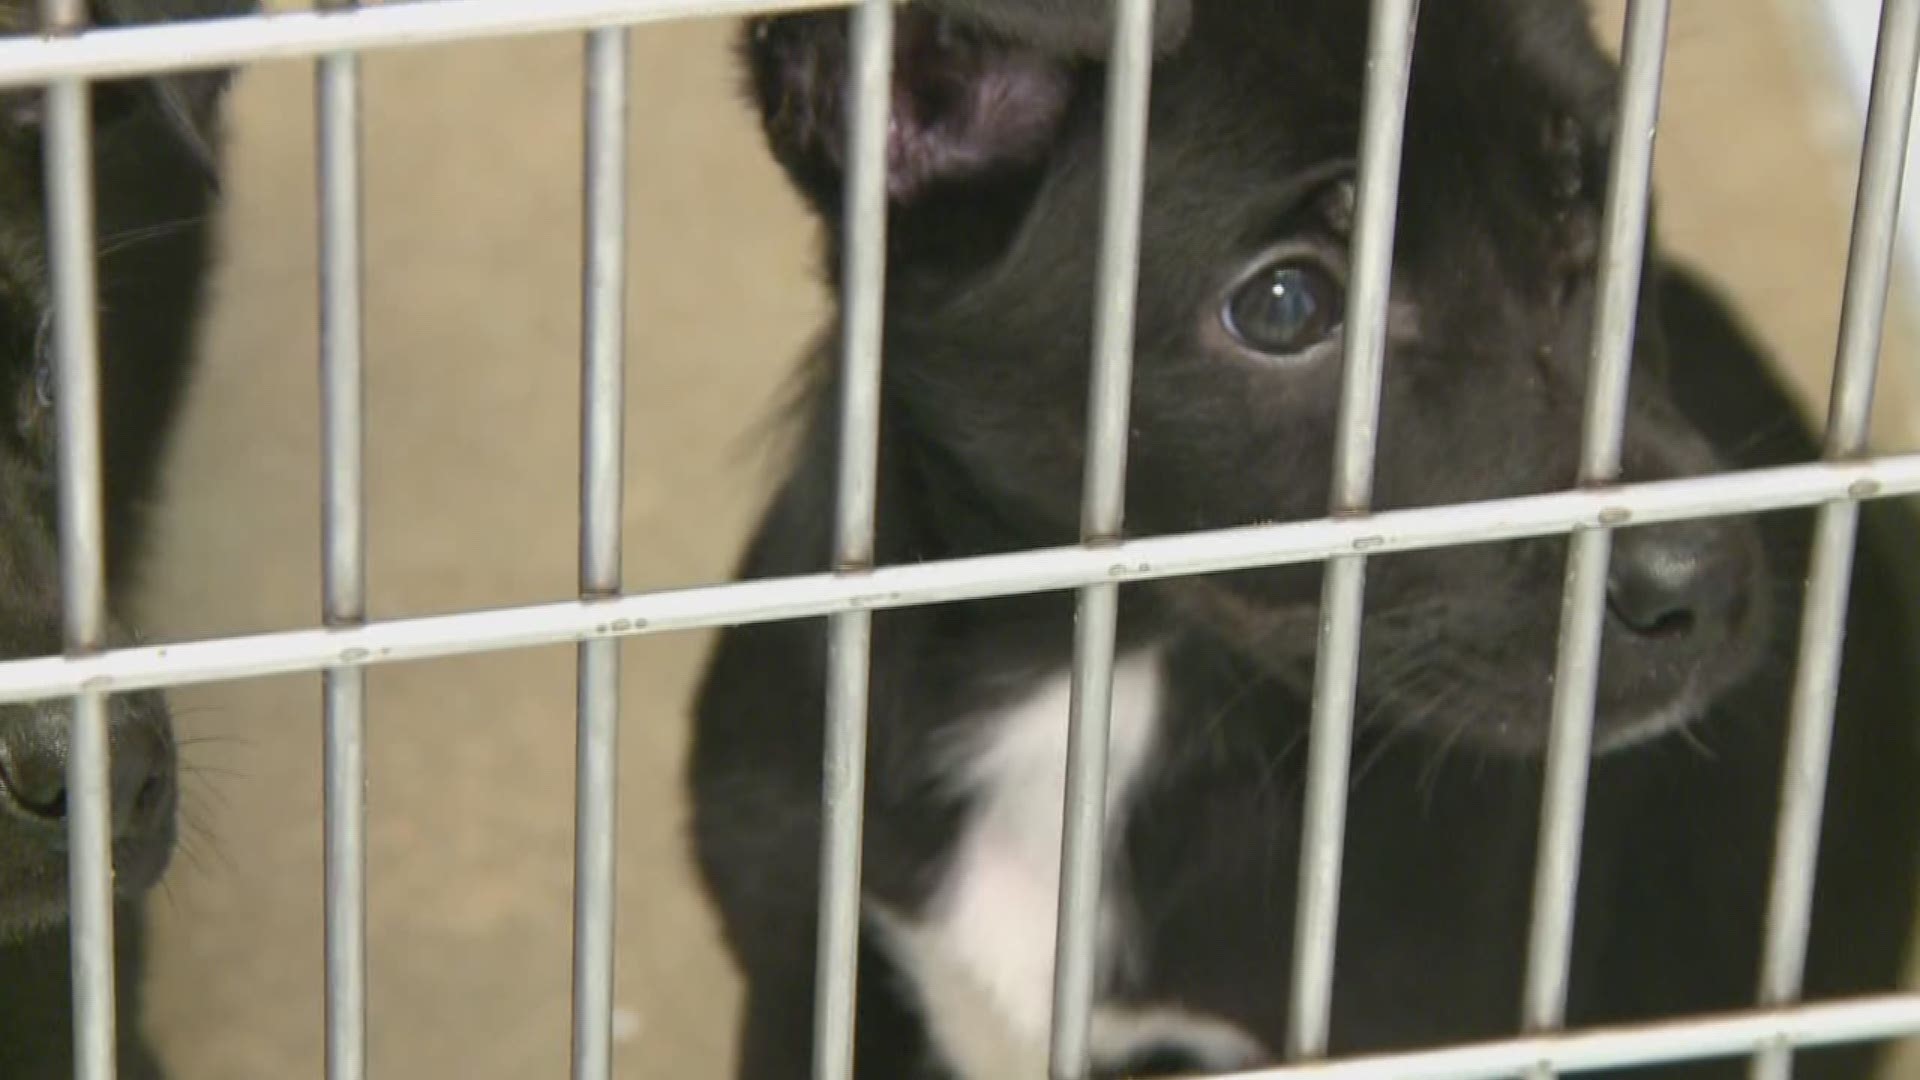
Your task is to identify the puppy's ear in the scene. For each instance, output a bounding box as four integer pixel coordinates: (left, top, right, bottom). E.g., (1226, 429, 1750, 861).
(743, 6, 1075, 216)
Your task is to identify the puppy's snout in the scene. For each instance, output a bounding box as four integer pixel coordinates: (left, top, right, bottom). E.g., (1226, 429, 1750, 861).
(0, 693, 177, 845)
(1605, 520, 1749, 643)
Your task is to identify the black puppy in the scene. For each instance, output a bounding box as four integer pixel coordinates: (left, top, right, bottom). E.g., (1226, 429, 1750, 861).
(692, 2, 1920, 1077)
(0, 2, 246, 1076)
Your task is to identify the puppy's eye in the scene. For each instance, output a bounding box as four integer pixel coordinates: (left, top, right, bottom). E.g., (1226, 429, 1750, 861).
(1222, 258, 1344, 357)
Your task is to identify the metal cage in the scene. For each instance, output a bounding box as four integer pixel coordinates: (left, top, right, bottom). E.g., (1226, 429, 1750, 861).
(0, 0, 1917, 1078)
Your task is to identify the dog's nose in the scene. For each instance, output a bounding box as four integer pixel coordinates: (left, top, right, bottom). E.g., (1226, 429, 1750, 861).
(0, 695, 176, 843)
(1605, 521, 1746, 641)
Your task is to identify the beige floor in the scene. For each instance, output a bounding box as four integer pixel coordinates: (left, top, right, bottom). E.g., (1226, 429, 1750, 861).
(125, 3, 1919, 1078)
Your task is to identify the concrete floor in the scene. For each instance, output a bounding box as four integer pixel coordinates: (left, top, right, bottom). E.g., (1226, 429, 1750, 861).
(124, 2, 1919, 1077)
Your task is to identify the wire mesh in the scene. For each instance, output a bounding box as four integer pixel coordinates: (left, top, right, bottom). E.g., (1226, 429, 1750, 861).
(0, 1, 1914, 1078)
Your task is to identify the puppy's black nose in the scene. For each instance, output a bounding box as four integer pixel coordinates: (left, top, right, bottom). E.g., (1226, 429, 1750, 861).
(1606, 522, 1745, 640)
(0, 732, 68, 818)
(0, 696, 176, 843)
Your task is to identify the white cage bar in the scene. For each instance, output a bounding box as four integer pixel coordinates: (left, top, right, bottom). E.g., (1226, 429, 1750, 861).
(0, 459, 1917, 702)
(813, 3, 893, 1078)
(1217, 996, 1920, 1080)
(1048, 0, 1155, 1075)
(4, 0, 1918, 1078)
(314, 0, 370, 1074)
(1286, 0, 1418, 1059)
(1522, 2, 1670, 1071)
(570, 21, 631, 1080)
(40, 0, 116, 1075)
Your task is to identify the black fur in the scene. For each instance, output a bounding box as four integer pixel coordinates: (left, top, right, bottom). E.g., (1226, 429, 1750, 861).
(0, 1, 247, 1075)
(694, 2, 1920, 1078)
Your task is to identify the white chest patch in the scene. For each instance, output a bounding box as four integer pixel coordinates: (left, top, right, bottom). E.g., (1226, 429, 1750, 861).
(868, 650, 1267, 1078)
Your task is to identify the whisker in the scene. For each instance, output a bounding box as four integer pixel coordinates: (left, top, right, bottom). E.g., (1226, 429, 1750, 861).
(1416, 705, 1473, 810)
(96, 215, 213, 262)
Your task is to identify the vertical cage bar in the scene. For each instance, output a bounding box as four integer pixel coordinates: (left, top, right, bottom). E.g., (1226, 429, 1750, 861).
(812, 3, 892, 1078)
(1521, 0, 1671, 1060)
(570, 24, 630, 1080)
(1286, 0, 1419, 1059)
(1047, 0, 1156, 1076)
(40, 1, 114, 1075)
(316, 1, 368, 1075)
(1753, 2, 1920, 1078)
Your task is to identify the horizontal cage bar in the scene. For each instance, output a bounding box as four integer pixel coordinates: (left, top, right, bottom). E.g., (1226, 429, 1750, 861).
(0, 455, 1910, 704)
(1212, 994, 1920, 1080)
(0, 0, 876, 88)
